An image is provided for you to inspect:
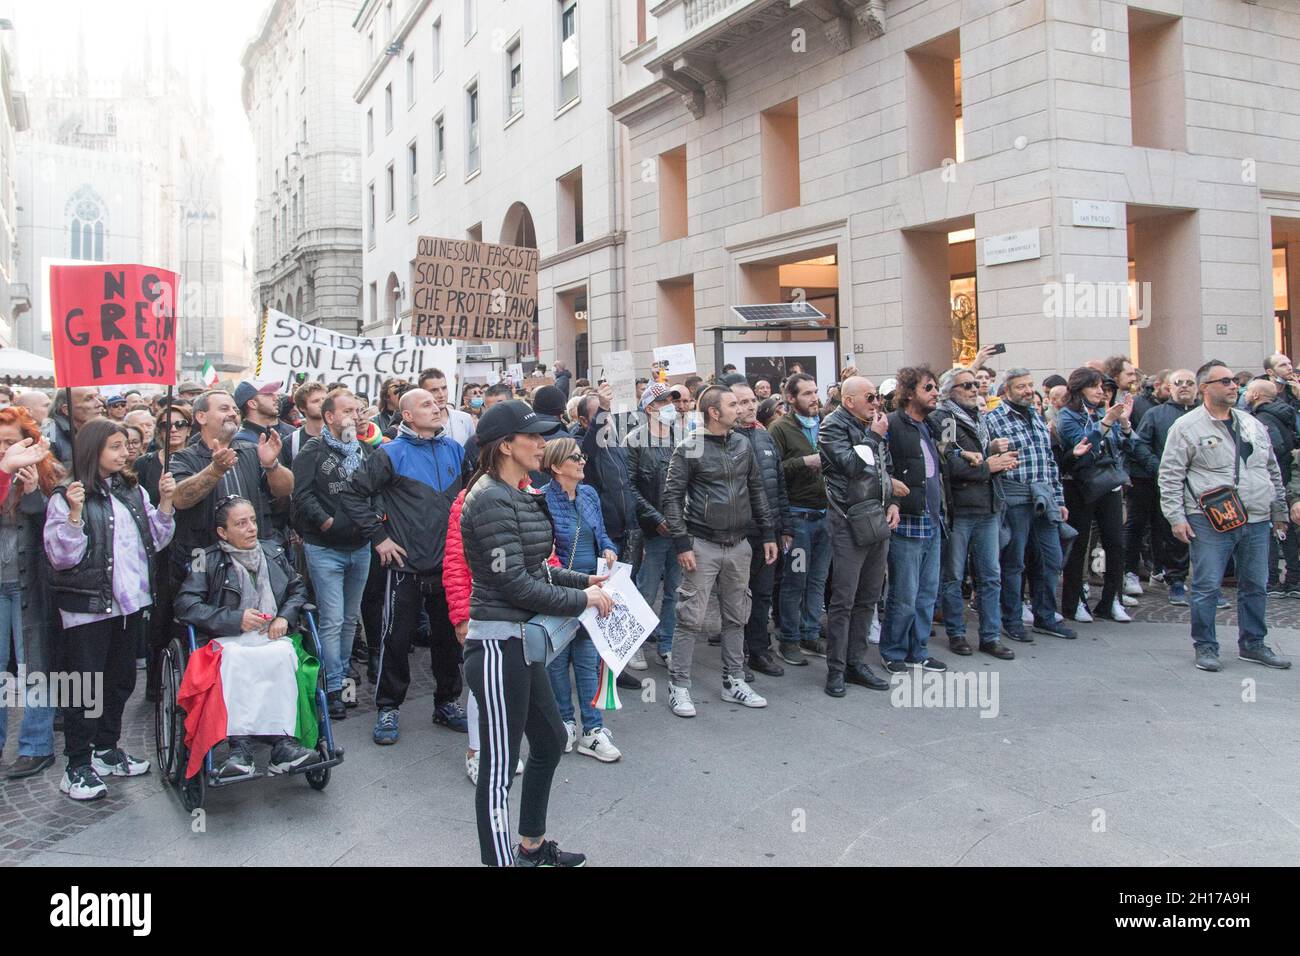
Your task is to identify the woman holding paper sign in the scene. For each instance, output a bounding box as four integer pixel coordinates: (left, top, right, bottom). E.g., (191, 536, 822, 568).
(540, 438, 622, 764)
(459, 401, 613, 868)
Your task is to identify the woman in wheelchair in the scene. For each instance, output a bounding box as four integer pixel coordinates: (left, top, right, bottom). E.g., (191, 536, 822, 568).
(174, 495, 321, 778)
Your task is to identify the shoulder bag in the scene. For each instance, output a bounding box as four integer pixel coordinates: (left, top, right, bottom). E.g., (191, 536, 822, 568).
(522, 498, 584, 665)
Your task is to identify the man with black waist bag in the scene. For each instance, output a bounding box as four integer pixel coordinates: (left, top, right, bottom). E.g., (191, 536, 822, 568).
(661, 385, 777, 718)
(819, 377, 896, 698)
(336, 387, 471, 744)
(1159, 360, 1291, 672)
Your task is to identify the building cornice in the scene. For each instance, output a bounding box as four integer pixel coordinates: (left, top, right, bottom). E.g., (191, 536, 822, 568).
(609, 80, 676, 127)
(353, 0, 433, 103)
(537, 231, 626, 270)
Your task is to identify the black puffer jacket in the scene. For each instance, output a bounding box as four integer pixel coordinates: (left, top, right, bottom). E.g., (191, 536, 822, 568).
(625, 423, 678, 536)
(1252, 399, 1298, 484)
(886, 409, 946, 520)
(291, 435, 375, 548)
(734, 424, 792, 538)
(460, 476, 591, 624)
(174, 540, 308, 639)
(820, 405, 891, 513)
(662, 428, 773, 554)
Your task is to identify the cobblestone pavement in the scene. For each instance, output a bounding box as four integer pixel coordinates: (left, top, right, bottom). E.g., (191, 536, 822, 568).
(0, 650, 431, 866)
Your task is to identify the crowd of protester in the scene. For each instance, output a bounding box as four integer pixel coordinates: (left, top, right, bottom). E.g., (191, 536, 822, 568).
(0, 344, 1297, 866)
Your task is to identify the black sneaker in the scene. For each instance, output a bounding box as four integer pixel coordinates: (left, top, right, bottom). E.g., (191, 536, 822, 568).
(882, 660, 909, 675)
(919, 657, 947, 673)
(1032, 620, 1077, 640)
(1285, 585, 1300, 600)
(616, 670, 644, 690)
(513, 839, 586, 867)
(268, 738, 321, 774)
(1267, 583, 1285, 597)
(218, 741, 256, 779)
(1194, 645, 1221, 672)
(327, 690, 346, 720)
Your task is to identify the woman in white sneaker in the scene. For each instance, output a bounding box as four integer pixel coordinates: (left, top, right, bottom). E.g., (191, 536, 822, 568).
(540, 438, 622, 763)
(44, 419, 176, 801)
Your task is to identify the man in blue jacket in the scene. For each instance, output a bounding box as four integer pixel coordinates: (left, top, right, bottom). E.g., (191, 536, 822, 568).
(336, 387, 469, 745)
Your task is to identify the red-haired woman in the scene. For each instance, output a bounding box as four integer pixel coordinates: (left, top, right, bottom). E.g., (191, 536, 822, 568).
(0, 408, 62, 779)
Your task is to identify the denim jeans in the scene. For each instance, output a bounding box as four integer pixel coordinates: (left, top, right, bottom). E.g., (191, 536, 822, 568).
(636, 534, 680, 655)
(880, 532, 942, 664)
(0, 582, 56, 757)
(778, 511, 833, 646)
(1000, 503, 1063, 629)
(942, 513, 1003, 644)
(1188, 515, 1269, 653)
(547, 634, 602, 731)
(303, 542, 372, 693)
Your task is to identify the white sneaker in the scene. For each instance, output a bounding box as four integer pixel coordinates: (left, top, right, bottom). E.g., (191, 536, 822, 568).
(1110, 599, 1132, 623)
(1073, 601, 1094, 623)
(1123, 572, 1144, 597)
(1021, 601, 1034, 625)
(465, 751, 479, 786)
(91, 747, 150, 777)
(577, 727, 622, 763)
(868, 612, 881, 645)
(721, 677, 767, 708)
(628, 646, 648, 671)
(60, 766, 107, 801)
(1120, 594, 1139, 607)
(563, 720, 576, 753)
(669, 684, 696, 718)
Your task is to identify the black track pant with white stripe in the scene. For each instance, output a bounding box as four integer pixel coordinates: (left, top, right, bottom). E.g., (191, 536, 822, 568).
(464, 638, 567, 867)
(374, 569, 463, 711)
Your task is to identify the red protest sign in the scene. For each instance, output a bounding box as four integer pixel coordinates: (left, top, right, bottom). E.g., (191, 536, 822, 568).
(49, 263, 179, 388)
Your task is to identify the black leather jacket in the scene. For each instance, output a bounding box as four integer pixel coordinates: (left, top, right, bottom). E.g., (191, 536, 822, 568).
(819, 406, 891, 513)
(662, 428, 773, 553)
(625, 423, 678, 536)
(929, 404, 1002, 517)
(174, 540, 308, 639)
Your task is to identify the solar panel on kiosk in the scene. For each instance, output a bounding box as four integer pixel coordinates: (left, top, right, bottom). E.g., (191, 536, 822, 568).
(731, 302, 827, 326)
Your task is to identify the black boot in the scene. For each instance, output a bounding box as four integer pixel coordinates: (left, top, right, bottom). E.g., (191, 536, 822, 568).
(327, 690, 346, 720)
(825, 670, 846, 698)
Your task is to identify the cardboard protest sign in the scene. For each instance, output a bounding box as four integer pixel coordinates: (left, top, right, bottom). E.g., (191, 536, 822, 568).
(602, 350, 637, 410)
(256, 309, 457, 403)
(410, 236, 538, 342)
(49, 264, 178, 387)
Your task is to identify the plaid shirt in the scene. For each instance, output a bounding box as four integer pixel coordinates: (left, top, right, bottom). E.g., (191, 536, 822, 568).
(894, 511, 935, 539)
(984, 401, 1065, 507)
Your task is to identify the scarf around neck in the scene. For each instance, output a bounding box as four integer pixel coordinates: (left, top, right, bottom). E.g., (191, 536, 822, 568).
(940, 397, 988, 447)
(218, 540, 278, 620)
(322, 428, 363, 478)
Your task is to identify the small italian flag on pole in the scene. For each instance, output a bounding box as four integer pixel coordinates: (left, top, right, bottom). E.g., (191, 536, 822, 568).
(201, 359, 219, 388)
(591, 660, 622, 711)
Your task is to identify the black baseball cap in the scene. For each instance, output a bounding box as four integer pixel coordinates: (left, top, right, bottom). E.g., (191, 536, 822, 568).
(476, 399, 554, 444)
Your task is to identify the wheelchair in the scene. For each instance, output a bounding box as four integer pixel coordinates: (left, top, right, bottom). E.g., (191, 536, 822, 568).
(155, 605, 345, 811)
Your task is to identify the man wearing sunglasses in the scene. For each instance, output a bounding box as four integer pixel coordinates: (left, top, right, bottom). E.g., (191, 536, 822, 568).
(879, 367, 950, 675)
(820, 377, 895, 697)
(1158, 360, 1290, 672)
(1131, 370, 1197, 604)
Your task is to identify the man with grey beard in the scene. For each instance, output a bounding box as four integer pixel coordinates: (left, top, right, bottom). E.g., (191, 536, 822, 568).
(292, 390, 376, 718)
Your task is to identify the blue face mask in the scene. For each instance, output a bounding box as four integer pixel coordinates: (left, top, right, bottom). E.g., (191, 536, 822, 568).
(470, 397, 484, 409)
(796, 413, 819, 429)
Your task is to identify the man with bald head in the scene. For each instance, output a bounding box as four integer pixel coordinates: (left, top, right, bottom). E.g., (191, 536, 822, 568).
(336, 386, 471, 744)
(1261, 353, 1300, 412)
(818, 375, 896, 697)
(14, 390, 51, 428)
(1131, 369, 1197, 604)
(50, 385, 103, 466)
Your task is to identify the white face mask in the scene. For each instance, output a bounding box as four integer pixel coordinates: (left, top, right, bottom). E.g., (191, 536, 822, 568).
(658, 406, 678, 426)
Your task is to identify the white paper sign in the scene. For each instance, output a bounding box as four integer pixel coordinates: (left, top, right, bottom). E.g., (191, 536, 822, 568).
(604, 350, 637, 411)
(652, 342, 697, 376)
(580, 574, 659, 676)
(596, 558, 635, 588)
(1072, 200, 1123, 229)
(983, 229, 1041, 266)
(506, 363, 524, 386)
